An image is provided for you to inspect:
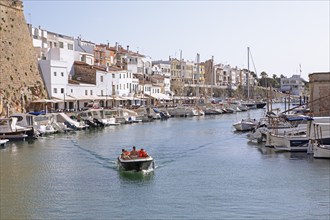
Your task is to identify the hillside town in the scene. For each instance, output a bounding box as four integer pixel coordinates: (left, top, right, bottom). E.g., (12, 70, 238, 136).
(18, 24, 309, 113)
(1, 1, 330, 219)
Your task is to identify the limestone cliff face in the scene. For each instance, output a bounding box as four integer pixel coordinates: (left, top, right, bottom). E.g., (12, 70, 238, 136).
(0, 0, 47, 116)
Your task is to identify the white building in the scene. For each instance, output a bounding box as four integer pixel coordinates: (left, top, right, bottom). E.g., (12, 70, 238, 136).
(39, 60, 69, 100)
(152, 60, 172, 95)
(74, 37, 95, 66)
(281, 74, 305, 96)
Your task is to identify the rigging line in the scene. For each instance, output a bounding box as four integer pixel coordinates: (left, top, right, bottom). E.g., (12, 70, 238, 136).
(249, 48, 258, 76)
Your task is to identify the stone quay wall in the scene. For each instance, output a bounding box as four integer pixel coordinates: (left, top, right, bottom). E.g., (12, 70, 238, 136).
(0, 0, 47, 116)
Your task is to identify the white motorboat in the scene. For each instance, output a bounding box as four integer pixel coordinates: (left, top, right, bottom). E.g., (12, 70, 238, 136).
(11, 113, 58, 135)
(271, 130, 309, 152)
(55, 113, 89, 130)
(309, 120, 330, 159)
(233, 118, 258, 131)
(118, 155, 154, 172)
(0, 139, 9, 146)
(313, 143, 330, 159)
(0, 117, 30, 140)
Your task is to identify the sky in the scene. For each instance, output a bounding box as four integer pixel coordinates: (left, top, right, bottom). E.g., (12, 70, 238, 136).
(23, 0, 329, 80)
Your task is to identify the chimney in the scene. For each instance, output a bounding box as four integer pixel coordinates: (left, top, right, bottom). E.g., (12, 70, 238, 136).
(169, 56, 171, 61)
(127, 45, 129, 52)
(115, 42, 118, 52)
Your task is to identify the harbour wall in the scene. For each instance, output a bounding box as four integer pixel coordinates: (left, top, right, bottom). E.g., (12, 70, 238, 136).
(0, 0, 47, 116)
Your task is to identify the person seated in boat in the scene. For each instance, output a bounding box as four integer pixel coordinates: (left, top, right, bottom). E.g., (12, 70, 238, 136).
(130, 146, 138, 158)
(121, 149, 130, 160)
(138, 148, 149, 157)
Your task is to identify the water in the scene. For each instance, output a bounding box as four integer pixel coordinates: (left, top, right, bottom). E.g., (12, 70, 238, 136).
(1, 108, 329, 220)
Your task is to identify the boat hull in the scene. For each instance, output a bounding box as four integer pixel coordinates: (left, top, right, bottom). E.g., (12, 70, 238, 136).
(256, 102, 266, 109)
(118, 157, 154, 171)
(313, 144, 330, 159)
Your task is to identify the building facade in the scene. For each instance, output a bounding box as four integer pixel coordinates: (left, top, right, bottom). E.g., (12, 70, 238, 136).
(280, 74, 305, 96)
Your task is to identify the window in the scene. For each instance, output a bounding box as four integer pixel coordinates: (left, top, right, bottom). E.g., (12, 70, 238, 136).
(49, 41, 53, 48)
(61, 88, 64, 94)
(101, 90, 104, 96)
(61, 72, 64, 77)
(59, 42, 64, 48)
(68, 43, 73, 50)
(53, 88, 57, 93)
(54, 42, 57, 48)
(90, 90, 93, 95)
(85, 90, 88, 95)
(100, 75, 103, 82)
(112, 74, 115, 78)
(71, 89, 73, 93)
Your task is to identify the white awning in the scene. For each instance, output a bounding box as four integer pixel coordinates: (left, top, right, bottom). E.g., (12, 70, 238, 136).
(148, 93, 171, 100)
(32, 99, 59, 103)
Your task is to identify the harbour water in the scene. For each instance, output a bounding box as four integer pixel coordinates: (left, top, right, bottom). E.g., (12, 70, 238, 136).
(1, 107, 329, 220)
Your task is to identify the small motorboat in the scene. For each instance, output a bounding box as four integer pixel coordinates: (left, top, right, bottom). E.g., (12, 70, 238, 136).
(118, 156, 154, 172)
(0, 139, 9, 146)
(233, 118, 258, 131)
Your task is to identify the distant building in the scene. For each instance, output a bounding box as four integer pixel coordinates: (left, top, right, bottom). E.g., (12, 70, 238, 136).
(309, 72, 330, 117)
(74, 37, 95, 65)
(280, 74, 305, 96)
(152, 60, 171, 95)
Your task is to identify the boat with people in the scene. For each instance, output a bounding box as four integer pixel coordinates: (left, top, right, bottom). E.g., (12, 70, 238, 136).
(117, 147, 154, 171)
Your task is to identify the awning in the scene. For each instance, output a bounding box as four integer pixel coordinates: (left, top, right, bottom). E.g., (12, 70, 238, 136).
(121, 96, 144, 101)
(32, 99, 58, 103)
(148, 93, 171, 100)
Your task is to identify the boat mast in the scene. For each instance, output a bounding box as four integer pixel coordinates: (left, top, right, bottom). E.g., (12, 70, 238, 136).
(247, 47, 250, 100)
(196, 53, 200, 98)
(180, 50, 183, 100)
(211, 55, 214, 98)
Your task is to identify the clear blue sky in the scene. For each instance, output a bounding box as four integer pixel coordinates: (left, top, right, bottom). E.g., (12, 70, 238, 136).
(23, 0, 329, 80)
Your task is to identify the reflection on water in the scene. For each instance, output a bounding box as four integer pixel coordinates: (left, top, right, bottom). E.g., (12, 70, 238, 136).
(118, 170, 155, 182)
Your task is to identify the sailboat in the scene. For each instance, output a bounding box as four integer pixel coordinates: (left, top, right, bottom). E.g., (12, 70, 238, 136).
(241, 47, 266, 109)
(232, 47, 260, 131)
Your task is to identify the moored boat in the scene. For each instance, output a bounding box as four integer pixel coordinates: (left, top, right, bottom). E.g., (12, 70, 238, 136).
(233, 118, 258, 131)
(313, 143, 330, 159)
(0, 139, 9, 146)
(0, 117, 30, 140)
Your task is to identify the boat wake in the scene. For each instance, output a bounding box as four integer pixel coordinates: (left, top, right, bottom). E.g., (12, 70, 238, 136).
(188, 142, 212, 152)
(70, 139, 117, 170)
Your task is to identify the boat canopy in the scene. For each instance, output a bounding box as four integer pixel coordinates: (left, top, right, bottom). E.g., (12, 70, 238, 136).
(284, 115, 313, 121)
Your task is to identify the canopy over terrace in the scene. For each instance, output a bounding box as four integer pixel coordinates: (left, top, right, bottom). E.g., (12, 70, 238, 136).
(121, 96, 146, 108)
(145, 93, 172, 107)
(54, 95, 145, 110)
(29, 98, 62, 113)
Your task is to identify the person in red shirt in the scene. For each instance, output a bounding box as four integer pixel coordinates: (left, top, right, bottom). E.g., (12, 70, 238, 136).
(138, 148, 148, 157)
